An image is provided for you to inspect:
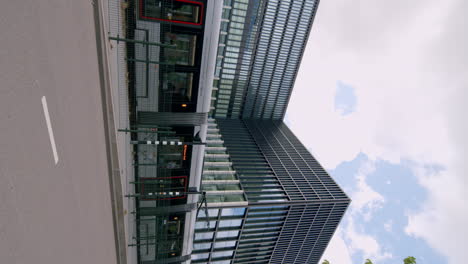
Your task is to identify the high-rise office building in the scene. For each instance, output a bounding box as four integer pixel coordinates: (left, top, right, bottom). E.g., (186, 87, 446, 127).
(111, 0, 350, 263)
(191, 119, 349, 264)
(211, 0, 319, 119)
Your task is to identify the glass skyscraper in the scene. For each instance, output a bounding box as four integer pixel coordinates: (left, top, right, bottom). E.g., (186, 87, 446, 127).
(211, 0, 319, 119)
(192, 119, 349, 264)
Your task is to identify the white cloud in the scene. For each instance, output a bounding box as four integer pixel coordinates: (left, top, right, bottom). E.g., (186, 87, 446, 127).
(350, 161, 384, 222)
(322, 159, 388, 262)
(334, 81, 357, 116)
(286, 0, 468, 262)
(405, 166, 468, 264)
(345, 218, 393, 262)
(319, 228, 353, 264)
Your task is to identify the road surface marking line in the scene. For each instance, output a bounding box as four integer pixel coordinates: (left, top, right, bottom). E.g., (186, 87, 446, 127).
(41, 96, 59, 164)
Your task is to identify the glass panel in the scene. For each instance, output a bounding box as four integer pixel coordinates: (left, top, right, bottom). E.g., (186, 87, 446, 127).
(202, 184, 241, 191)
(253, 198, 288, 202)
(250, 206, 288, 211)
(222, 8, 230, 19)
(192, 253, 209, 260)
(195, 232, 214, 240)
(165, 33, 197, 66)
(221, 207, 246, 216)
(219, 219, 242, 228)
(202, 173, 236, 181)
(142, 0, 163, 18)
(170, 2, 200, 23)
(206, 194, 245, 203)
(158, 145, 184, 169)
(216, 230, 239, 238)
(198, 208, 219, 218)
(195, 221, 217, 229)
(143, 0, 201, 24)
(212, 250, 234, 258)
(193, 242, 212, 250)
(211, 261, 232, 264)
(215, 241, 236, 248)
(163, 72, 194, 100)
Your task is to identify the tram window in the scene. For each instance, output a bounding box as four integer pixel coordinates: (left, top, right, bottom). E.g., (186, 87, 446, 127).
(163, 72, 194, 100)
(167, 219, 181, 235)
(164, 33, 197, 66)
(142, 0, 202, 25)
(159, 145, 184, 169)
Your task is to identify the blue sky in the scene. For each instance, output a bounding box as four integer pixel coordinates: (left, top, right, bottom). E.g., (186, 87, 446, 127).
(334, 81, 357, 116)
(284, 0, 468, 263)
(330, 152, 447, 263)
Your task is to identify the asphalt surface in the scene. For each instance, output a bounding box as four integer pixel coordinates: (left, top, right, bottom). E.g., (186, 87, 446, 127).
(0, 0, 118, 263)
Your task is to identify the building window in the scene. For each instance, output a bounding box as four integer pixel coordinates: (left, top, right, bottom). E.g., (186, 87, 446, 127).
(195, 232, 214, 240)
(216, 230, 239, 238)
(198, 208, 220, 218)
(192, 253, 209, 260)
(140, 0, 203, 25)
(206, 194, 245, 203)
(215, 240, 236, 248)
(193, 242, 212, 250)
(202, 183, 241, 191)
(219, 219, 242, 227)
(212, 250, 234, 258)
(195, 220, 217, 229)
(202, 173, 236, 181)
(221, 207, 246, 216)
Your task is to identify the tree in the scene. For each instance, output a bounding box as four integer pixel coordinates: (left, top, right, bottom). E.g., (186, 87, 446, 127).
(321, 257, 416, 264)
(404, 256, 417, 264)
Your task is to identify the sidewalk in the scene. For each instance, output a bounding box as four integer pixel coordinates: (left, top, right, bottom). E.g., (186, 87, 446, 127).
(94, 0, 137, 263)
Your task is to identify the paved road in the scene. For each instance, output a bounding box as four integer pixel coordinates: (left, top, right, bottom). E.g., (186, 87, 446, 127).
(0, 1, 118, 263)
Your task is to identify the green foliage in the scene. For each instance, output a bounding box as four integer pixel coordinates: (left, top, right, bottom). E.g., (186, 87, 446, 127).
(404, 256, 417, 264)
(321, 256, 416, 264)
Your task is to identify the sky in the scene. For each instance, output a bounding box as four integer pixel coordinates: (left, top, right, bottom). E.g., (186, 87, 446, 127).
(285, 0, 468, 263)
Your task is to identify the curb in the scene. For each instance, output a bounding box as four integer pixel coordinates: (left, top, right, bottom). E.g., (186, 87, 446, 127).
(93, 1, 127, 263)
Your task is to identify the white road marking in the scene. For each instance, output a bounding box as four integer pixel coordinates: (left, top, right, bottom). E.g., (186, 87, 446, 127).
(41, 96, 59, 164)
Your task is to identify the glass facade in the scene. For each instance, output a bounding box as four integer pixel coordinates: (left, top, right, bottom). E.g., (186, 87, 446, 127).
(124, 1, 209, 263)
(211, 0, 265, 118)
(202, 119, 247, 205)
(192, 119, 350, 264)
(211, 0, 319, 119)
